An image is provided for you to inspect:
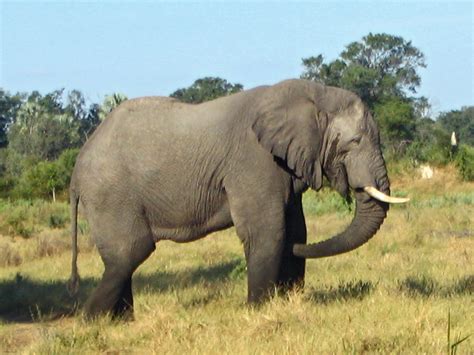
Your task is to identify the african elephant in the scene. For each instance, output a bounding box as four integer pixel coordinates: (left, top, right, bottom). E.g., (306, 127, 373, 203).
(68, 79, 408, 319)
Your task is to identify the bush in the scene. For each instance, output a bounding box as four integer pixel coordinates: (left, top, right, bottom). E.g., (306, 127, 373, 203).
(0, 199, 70, 237)
(48, 212, 68, 229)
(9, 148, 79, 201)
(404, 139, 451, 166)
(455, 144, 474, 181)
(5, 206, 34, 238)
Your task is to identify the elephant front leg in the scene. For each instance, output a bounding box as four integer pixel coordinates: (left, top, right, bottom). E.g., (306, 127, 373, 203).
(278, 195, 307, 293)
(226, 175, 288, 304)
(231, 204, 286, 304)
(245, 232, 285, 303)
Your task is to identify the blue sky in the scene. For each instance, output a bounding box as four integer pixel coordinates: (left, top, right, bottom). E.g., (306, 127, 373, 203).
(1, 1, 472, 114)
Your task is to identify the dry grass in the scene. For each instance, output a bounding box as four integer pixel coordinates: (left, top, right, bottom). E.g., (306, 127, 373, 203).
(0, 166, 472, 353)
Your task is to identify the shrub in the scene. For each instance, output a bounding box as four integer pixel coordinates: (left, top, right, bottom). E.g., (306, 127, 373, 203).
(455, 144, 474, 181)
(6, 207, 34, 238)
(0, 199, 70, 237)
(48, 212, 68, 229)
(6, 148, 79, 201)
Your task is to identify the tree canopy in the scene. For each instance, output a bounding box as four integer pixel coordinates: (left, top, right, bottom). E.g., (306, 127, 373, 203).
(438, 106, 474, 146)
(170, 77, 243, 104)
(301, 33, 426, 107)
(301, 33, 429, 154)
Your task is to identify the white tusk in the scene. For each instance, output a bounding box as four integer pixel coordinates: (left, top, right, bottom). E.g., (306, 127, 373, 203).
(364, 186, 410, 204)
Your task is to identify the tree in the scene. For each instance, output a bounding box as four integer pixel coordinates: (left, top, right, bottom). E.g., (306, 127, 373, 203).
(438, 106, 474, 146)
(11, 148, 79, 200)
(64, 90, 102, 141)
(56, 148, 80, 186)
(301, 33, 426, 107)
(0, 90, 24, 147)
(98, 93, 128, 121)
(15, 160, 65, 201)
(373, 97, 416, 152)
(65, 90, 87, 121)
(301, 33, 428, 154)
(80, 103, 101, 140)
(7, 91, 81, 160)
(170, 77, 243, 104)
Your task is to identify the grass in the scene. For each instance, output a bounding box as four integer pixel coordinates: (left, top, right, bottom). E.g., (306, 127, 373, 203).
(0, 165, 472, 353)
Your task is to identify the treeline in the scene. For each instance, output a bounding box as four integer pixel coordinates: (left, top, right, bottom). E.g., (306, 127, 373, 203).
(0, 33, 473, 201)
(0, 91, 128, 200)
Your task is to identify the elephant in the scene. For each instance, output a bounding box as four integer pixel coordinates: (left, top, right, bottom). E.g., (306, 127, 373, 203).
(67, 79, 408, 319)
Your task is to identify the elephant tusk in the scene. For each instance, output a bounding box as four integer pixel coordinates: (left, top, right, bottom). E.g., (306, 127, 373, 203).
(364, 186, 410, 204)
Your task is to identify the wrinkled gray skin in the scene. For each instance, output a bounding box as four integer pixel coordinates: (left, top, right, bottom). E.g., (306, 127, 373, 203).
(69, 79, 389, 319)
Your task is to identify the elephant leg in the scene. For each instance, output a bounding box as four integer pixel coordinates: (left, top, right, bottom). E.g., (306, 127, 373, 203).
(228, 193, 286, 304)
(84, 263, 134, 319)
(245, 235, 285, 304)
(278, 194, 307, 293)
(84, 210, 155, 320)
(113, 277, 134, 320)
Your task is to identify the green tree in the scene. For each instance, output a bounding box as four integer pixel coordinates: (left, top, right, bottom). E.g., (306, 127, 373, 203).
(64, 90, 102, 141)
(455, 144, 474, 181)
(80, 103, 101, 140)
(65, 90, 87, 122)
(8, 105, 79, 160)
(301, 33, 426, 106)
(301, 33, 428, 154)
(170, 77, 243, 104)
(373, 97, 416, 152)
(438, 106, 474, 146)
(17, 161, 64, 201)
(7, 91, 81, 160)
(98, 93, 128, 121)
(12, 149, 79, 200)
(56, 148, 80, 186)
(0, 90, 24, 147)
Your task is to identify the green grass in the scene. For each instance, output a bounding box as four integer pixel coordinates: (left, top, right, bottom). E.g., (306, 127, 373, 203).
(0, 168, 472, 353)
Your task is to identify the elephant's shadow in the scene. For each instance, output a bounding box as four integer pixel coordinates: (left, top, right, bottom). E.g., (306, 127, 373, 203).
(0, 258, 245, 323)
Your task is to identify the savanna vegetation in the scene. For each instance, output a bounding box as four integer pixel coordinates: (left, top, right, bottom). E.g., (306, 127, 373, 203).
(0, 166, 472, 353)
(0, 33, 472, 353)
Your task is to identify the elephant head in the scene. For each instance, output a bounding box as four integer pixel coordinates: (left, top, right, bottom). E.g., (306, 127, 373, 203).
(252, 80, 408, 258)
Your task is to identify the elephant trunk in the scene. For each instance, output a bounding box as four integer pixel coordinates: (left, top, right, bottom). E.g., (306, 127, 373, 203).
(293, 191, 388, 258)
(293, 164, 390, 258)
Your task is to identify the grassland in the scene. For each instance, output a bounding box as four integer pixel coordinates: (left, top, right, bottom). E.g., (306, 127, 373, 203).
(0, 165, 472, 354)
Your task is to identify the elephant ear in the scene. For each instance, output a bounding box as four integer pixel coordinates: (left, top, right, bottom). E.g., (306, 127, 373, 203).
(252, 99, 323, 190)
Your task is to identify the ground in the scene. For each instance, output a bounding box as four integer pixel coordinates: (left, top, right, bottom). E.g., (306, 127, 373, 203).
(0, 165, 472, 353)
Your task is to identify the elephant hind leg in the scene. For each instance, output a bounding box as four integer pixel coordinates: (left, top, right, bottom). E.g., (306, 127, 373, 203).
(84, 263, 133, 319)
(84, 209, 155, 320)
(112, 276, 134, 320)
(85, 241, 155, 320)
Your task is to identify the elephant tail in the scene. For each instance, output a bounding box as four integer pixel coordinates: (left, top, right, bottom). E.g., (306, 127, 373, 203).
(67, 189, 80, 297)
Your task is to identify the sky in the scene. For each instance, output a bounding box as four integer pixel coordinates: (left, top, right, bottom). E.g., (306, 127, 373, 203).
(1, 1, 473, 115)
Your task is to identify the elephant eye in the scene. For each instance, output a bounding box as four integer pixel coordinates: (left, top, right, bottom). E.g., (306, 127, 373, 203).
(350, 135, 362, 145)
